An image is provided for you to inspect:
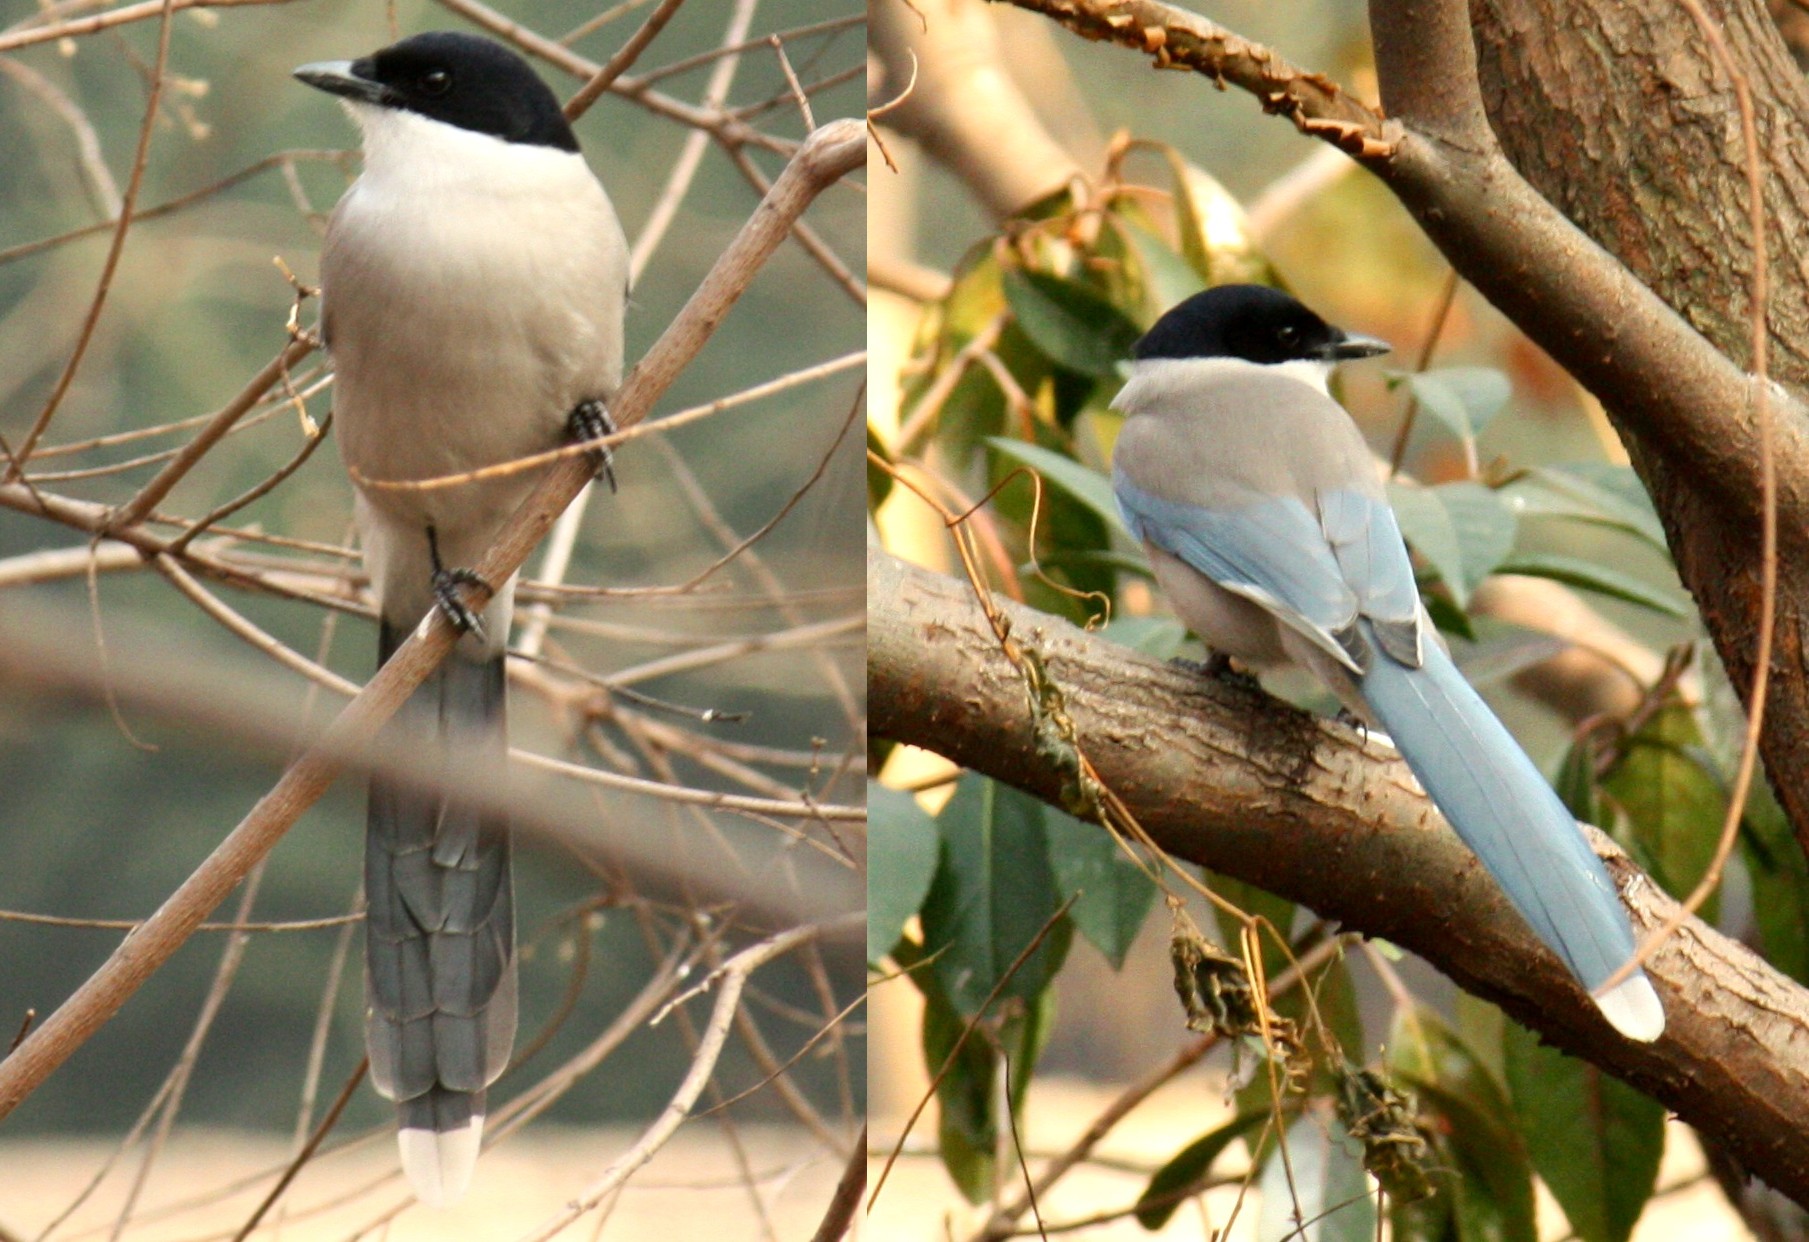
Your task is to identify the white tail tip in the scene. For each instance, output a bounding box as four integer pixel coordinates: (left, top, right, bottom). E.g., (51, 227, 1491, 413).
(1595, 973, 1665, 1043)
(398, 1117, 483, 1207)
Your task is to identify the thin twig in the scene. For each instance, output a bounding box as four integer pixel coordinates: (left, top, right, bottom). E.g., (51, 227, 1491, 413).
(518, 917, 854, 1241)
(7, 0, 179, 476)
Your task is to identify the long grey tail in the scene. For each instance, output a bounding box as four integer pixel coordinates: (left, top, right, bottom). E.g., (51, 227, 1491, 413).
(1355, 621, 1664, 1042)
(365, 620, 517, 1206)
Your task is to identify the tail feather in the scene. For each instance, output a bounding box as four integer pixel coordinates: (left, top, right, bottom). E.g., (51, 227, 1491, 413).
(1356, 621, 1664, 1041)
(367, 620, 517, 1204)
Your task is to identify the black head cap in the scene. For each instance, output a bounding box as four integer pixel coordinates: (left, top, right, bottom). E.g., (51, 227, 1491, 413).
(1134, 284, 1389, 365)
(295, 32, 578, 153)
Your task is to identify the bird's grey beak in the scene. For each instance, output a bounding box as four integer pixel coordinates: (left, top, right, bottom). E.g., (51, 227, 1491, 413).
(1325, 333, 1391, 361)
(293, 59, 386, 105)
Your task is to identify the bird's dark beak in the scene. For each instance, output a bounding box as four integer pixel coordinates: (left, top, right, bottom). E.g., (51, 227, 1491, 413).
(1323, 332, 1391, 361)
(293, 58, 386, 105)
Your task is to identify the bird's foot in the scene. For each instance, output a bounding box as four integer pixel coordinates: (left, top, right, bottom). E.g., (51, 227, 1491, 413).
(1333, 706, 1368, 740)
(567, 398, 618, 493)
(1170, 650, 1263, 693)
(426, 526, 489, 641)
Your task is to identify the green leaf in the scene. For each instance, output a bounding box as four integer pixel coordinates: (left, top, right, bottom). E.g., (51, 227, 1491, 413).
(1001, 268, 1142, 379)
(867, 421, 893, 511)
(1599, 703, 1724, 921)
(1493, 553, 1690, 619)
(1449, 620, 1567, 691)
(1741, 783, 1809, 985)
(1042, 805, 1158, 969)
(1554, 733, 1603, 829)
(1503, 1019, 1664, 1242)
(1256, 1110, 1376, 1242)
(1100, 614, 1189, 659)
(867, 783, 941, 964)
(1387, 478, 1467, 607)
(1155, 146, 1273, 287)
(984, 436, 1126, 536)
(1388, 480, 1518, 609)
(1111, 215, 1207, 316)
(1436, 481, 1519, 590)
(1397, 367, 1513, 445)
(920, 775, 1074, 1015)
(1505, 464, 1668, 553)
(1136, 1107, 1273, 1228)
(898, 935, 998, 1204)
(1001, 983, 1057, 1118)
(1388, 1009, 1537, 1242)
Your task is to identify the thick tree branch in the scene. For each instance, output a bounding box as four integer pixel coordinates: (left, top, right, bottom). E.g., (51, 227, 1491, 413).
(997, 0, 1809, 894)
(871, 0, 1082, 218)
(869, 546, 1809, 1203)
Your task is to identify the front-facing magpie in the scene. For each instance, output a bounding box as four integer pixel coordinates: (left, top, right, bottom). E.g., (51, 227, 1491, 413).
(295, 30, 630, 1205)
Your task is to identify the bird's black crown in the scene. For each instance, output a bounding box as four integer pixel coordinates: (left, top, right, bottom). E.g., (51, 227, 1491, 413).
(1135, 284, 1384, 366)
(345, 32, 578, 152)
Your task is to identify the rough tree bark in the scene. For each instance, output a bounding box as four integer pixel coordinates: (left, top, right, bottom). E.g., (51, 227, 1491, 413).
(870, 544, 1809, 1202)
(1459, 0, 1809, 847)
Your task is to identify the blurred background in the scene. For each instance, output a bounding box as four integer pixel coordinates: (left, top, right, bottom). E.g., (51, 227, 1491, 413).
(0, 0, 864, 1234)
(867, 0, 1751, 1238)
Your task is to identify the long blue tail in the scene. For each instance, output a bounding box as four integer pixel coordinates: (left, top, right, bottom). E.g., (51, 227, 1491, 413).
(1356, 622, 1663, 1041)
(366, 621, 517, 1204)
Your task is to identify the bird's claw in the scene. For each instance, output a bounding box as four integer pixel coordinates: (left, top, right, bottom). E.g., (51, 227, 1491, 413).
(1170, 650, 1262, 692)
(568, 398, 617, 493)
(425, 525, 488, 640)
(432, 567, 489, 641)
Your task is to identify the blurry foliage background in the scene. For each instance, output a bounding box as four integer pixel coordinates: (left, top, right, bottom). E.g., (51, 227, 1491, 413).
(0, 0, 864, 1139)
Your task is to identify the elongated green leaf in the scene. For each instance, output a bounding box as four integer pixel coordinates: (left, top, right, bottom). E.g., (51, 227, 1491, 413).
(985, 436, 1126, 535)
(1494, 553, 1690, 618)
(1450, 620, 1567, 690)
(1437, 481, 1519, 590)
(1503, 1020, 1664, 1242)
(1256, 1110, 1376, 1242)
(920, 775, 1073, 1015)
(1397, 367, 1513, 444)
(868, 783, 941, 963)
(1002, 268, 1142, 379)
(1742, 783, 1809, 985)
(1042, 805, 1158, 969)
(1387, 1008, 1537, 1242)
(1503, 464, 1668, 552)
(1136, 1107, 1273, 1228)
(923, 980, 996, 1203)
(1388, 480, 1518, 610)
(1156, 146, 1273, 286)
(895, 935, 999, 1205)
(1388, 478, 1468, 607)
(1554, 734, 1603, 829)
(1600, 704, 1723, 922)
(1112, 215, 1207, 316)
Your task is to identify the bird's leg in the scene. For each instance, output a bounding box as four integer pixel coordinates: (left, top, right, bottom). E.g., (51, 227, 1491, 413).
(567, 398, 618, 493)
(426, 525, 489, 641)
(1170, 649, 1264, 693)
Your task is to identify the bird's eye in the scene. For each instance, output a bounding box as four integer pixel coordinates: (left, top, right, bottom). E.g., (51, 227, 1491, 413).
(419, 69, 452, 95)
(1276, 324, 1300, 345)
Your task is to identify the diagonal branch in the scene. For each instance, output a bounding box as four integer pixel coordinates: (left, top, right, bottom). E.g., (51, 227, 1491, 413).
(996, 0, 1809, 538)
(868, 546, 1809, 1204)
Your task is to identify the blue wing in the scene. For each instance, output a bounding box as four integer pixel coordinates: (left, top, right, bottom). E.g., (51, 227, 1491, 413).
(1115, 471, 1423, 671)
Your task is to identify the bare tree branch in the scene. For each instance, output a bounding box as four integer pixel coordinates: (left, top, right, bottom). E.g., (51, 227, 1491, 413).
(0, 117, 865, 1125)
